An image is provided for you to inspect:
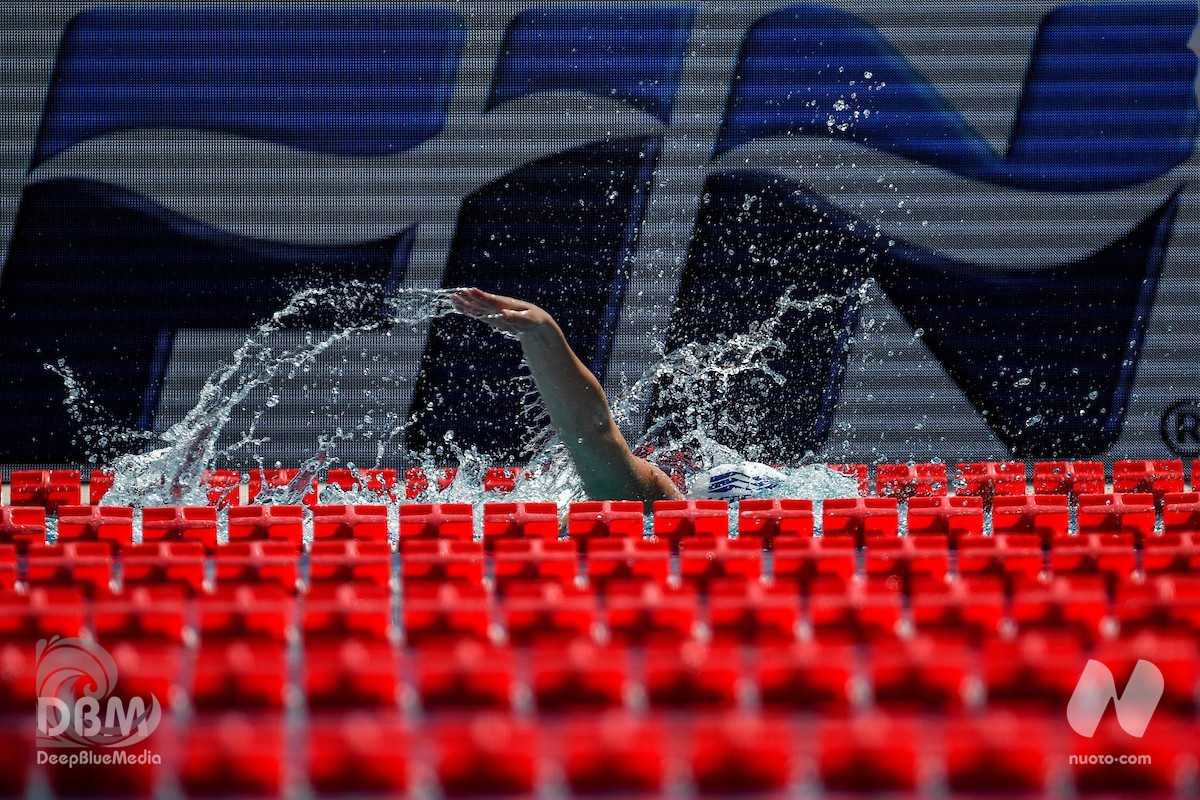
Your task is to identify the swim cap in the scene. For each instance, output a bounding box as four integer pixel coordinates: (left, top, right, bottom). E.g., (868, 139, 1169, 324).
(686, 462, 786, 501)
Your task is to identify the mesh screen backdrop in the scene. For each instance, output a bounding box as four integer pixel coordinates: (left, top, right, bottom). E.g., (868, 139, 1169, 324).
(0, 1, 1197, 469)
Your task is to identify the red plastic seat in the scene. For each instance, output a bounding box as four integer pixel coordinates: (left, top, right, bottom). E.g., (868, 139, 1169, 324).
(483, 466, 523, 494)
(306, 715, 407, 793)
(678, 536, 763, 589)
(705, 575, 801, 642)
(0, 641, 34, 711)
(1115, 575, 1200, 632)
(567, 500, 645, 543)
(755, 641, 856, 709)
(1076, 493, 1156, 542)
(0, 586, 86, 641)
(324, 467, 397, 499)
(818, 715, 918, 791)
(906, 496, 983, 546)
(492, 538, 577, 590)
(25, 541, 113, 592)
(247, 468, 317, 505)
(1070, 717, 1190, 793)
(435, 715, 536, 796)
(1142, 532, 1200, 574)
(121, 542, 206, 593)
(530, 640, 629, 709)
(869, 637, 971, 708)
(55, 505, 133, 548)
(1032, 460, 1105, 498)
(1048, 533, 1137, 578)
(304, 582, 391, 641)
(416, 641, 514, 709)
(192, 639, 288, 709)
(652, 499, 729, 544)
(400, 539, 484, 587)
(502, 581, 596, 644)
(0, 506, 46, 552)
(909, 575, 1006, 636)
(955, 461, 1027, 501)
(92, 585, 188, 642)
(1112, 459, 1185, 501)
(771, 537, 856, 584)
(808, 579, 905, 638)
(1091, 631, 1198, 712)
(403, 583, 490, 644)
(201, 469, 242, 506)
(480, 503, 559, 546)
(0, 545, 15, 591)
(643, 641, 741, 707)
(864, 536, 950, 584)
(982, 632, 1092, 707)
(398, 503, 474, 541)
(308, 540, 392, 589)
(876, 462, 948, 499)
(564, 713, 665, 793)
(141, 506, 217, 545)
(226, 505, 305, 549)
(737, 498, 814, 544)
(212, 541, 298, 590)
(304, 639, 397, 708)
(584, 537, 670, 590)
(1161, 491, 1200, 535)
(1009, 575, 1110, 633)
(944, 713, 1047, 792)
(181, 714, 283, 796)
(88, 640, 182, 702)
(957, 534, 1045, 582)
(830, 463, 870, 495)
(9, 469, 81, 512)
(991, 494, 1069, 542)
(311, 504, 389, 542)
(606, 582, 699, 643)
(196, 584, 292, 641)
(87, 470, 114, 504)
(403, 466, 457, 499)
(690, 716, 795, 794)
(822, 497, 898, 543)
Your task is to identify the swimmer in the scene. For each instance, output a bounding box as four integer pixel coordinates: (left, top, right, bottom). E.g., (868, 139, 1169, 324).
(452, 288, 683, 506)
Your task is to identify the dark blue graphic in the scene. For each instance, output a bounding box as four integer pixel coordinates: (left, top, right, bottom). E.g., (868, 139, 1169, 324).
(32, 7, 464, 167)
(487, 6, 694, 123)
(0, 180, 408, 462)
(716, 2, 1197, 190)
(406, 138, 659, 460)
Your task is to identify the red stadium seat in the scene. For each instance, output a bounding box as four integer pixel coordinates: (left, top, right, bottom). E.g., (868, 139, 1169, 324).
(25, 541, 113, 592)
(304, 639, 397, 708)
(822, 497, 899, 543)
(1115, 575, 1200, 633)
(140, 505, 217, 545)
(606, 582, 699, 643)
(403, 583, 490, 644)
(982, 631, 1090, 708)
(1009, 575, 1110, 633)
(1112, 459, 1185, 501)
(492, 538, 577, 590)
(482, 502, 559, 544)
(955, 461, 1027, 501)
(0, 545, 15, 591)
(400, 539, 484, 587)
(808, 578, 905, 638)
(958, 534, 1044, 582)
(1076, 493, 1156, 542)
(197, 584, 292, 641)
(584, 537, 670, 590)
(92, 585, 188, 642)
(403, 466, 457, 499)
(483, 466, 523, 493)
(56, 505, 133, 548)
(0, 586, 86, 641)
(1142, 532, 1200, 574)
(1070, 717, 1190, 793)
(755, 641, 856, 709)
(1161, 491, 1200, 535)
(304, 582, 391, 641)
(226, 505, 305, 549)
(530, 640, 629, 709)
(201, 469, 242, 506)
(0, 506, 46, 552)
(435, 715, 536, 796)
(678, 536, 763, 589)
(1032, 460, 1105, 498)
(687, 714, 793, 794)
(991, 495, 1069, 543)
(869, 637, 972, 709)
(121, 542, 206, 593)
(248, 468, 317, 505)
(87, 470, 114, 504)
(416, 641, 514, 709)
(909, 575, 1006, 637)
(643, 641, 741, 707)
(398, 502, 474, 541)
(311, 503, 389, 542)
(308, 540, 392, 589)
(876, 462, 948, 499)
(567, 500, 645, 542)
(818, 715, 918, 791)
(193, 639, 288, 709)
(503, 581, 596, 644)
(0, 642, 35, 711)
(708, 579, 801, 643)
(212, 541, 298, 590)
(944, 713, 1047, 792)
(652, 499, 729, 544)
(1048, 533, 1136, 578)
(865, 536, 950, 586)
(9, 469, 81, 512)
(564, 714, 665, 793)
(771, 537, 856, 584)
(181, 714, 283, 796)
(307, 715, 408, 793)
(737, 498, 814, 544)
(906, 496, 983, 545)
(324, 467, 397, 499)
(1091, 631, 1198, 712)
(830, 463, 870, 495)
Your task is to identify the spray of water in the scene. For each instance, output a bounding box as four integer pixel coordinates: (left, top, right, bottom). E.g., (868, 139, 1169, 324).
(54, 280, 861, 508)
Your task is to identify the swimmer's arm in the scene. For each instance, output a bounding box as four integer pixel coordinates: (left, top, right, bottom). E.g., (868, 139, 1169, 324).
(452, 288, 682, 505)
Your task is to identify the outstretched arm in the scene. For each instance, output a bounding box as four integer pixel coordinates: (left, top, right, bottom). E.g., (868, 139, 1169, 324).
(452, 288, 682, 505)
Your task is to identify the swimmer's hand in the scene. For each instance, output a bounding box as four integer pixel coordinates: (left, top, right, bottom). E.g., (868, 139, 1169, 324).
(451, 288, 555, 339)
